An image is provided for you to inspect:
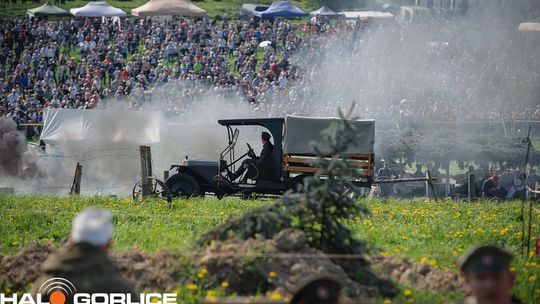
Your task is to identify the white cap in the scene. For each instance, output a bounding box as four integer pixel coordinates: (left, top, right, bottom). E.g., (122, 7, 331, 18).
(71, 208, 113, 246)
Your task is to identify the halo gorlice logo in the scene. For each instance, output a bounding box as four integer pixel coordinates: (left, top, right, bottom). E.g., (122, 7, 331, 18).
(0, 277, 75, 304)
(38, 278, 77, 304)
(1, 277, 177, 304)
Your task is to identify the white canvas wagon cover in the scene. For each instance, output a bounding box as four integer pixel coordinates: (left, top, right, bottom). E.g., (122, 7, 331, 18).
(284, 115, 375, 154)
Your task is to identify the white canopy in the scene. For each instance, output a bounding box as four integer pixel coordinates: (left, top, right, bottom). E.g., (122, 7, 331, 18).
(132, 0, 207, 17)
(40, 108, 160, 147)
(518, 18, 540, 32)
(341, 11, 394, 19)
(27, 2, 70, 18)
(310, 6, 340, 17)
(71, 1, 127, 17)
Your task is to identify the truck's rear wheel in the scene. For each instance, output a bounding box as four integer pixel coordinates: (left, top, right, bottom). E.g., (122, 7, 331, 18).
(166, 173, 201, 197)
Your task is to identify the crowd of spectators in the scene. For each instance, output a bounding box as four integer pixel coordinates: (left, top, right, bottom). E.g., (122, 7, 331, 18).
(0, 13, 539, 139)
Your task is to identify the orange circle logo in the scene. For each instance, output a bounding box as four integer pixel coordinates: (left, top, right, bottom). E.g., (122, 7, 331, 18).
(38, 277, 77, 303)
(50, 290, 66, 304)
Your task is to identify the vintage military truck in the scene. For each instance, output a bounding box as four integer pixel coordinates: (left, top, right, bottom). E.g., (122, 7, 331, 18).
(164, 116, 375, 199)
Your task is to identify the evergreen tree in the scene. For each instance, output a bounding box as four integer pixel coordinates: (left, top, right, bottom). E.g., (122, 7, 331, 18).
(281, 105, 371, 255)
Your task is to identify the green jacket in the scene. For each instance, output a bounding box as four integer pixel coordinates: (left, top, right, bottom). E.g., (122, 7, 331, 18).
(31, 242, 138, 300)
(454, 295, 522, 304)
(256, 141, 275, 180)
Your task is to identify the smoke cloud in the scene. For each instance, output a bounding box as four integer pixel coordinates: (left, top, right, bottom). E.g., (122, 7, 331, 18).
(7, 1, 539, 194)
(0, 118, 31, 177)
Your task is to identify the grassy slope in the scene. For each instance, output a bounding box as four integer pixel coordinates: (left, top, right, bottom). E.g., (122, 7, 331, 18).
(0, 0, 320, 19)
(1, 194, 539, 302)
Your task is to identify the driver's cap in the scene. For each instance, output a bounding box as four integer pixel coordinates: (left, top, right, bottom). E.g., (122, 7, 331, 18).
(261, 132, 271, 141)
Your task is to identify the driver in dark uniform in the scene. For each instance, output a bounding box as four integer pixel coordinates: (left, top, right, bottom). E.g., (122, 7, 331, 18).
(229, 132, 274, 183)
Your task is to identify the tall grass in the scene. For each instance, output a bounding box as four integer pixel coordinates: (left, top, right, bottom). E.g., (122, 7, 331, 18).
(1, 194, 538, 302)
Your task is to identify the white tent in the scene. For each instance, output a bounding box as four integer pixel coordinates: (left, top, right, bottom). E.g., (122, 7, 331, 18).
(518, 18, 540, 32)
(132, 0, 207, 17)
(27, 2, 70, 18)
(71, 1, 127, 17)
(40, 108, 160, 147)
(341, 11, 394, 19)
(310, 6, 340, 17)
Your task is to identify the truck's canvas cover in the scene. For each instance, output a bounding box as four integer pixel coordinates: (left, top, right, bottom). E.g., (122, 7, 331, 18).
(284, 116, 374, 154)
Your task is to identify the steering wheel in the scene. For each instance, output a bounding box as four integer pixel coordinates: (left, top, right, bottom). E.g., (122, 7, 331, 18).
(246, 143, 256, 159)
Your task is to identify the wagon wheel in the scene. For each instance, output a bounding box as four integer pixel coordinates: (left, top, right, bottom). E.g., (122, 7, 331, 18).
(132, 177, 172, 208)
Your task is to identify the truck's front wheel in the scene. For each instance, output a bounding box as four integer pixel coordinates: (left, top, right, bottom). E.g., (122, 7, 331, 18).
(166, 173, 201, 198)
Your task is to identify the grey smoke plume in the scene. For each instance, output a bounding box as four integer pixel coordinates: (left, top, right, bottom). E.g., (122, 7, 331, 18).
(0, 118, 27, 176)
(11, 1, 539, 195)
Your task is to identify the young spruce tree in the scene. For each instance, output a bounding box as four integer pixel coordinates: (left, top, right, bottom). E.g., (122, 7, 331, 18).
(281, 105, 371, 255)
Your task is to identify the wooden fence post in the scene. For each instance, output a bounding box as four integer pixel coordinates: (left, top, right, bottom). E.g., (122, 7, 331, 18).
(70, 162, 82, 195)
(139, 146, 152, 197)
(468, 173, 476, 202)
(426, 171, 438, 201)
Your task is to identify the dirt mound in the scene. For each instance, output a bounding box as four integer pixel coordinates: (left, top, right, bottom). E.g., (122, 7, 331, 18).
(111, 249, 184, 292)
(1, 241, 464, 297)
(198, 229, 396, 298)
(0, 243, 56, 290)
(371, 255, 465, 293)
(0, 244, 184, 292)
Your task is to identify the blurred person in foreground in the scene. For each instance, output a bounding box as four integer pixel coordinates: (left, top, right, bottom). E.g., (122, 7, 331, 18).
(455, 244, 521, 304)
(291, 276, 341, 304)
(31, 208, 138, 299)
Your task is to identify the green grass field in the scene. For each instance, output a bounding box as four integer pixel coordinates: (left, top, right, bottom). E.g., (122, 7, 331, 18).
(0, 0, 320, 19)
(1, 194, 539, 302)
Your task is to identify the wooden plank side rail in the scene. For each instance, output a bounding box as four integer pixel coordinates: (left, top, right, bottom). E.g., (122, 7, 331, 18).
(282, 153, 374, 176)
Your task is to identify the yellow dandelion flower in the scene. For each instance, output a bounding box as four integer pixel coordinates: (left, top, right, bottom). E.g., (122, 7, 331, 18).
(197, 271, 205, 279)
(200, 268, 208, 275)
(270, 293, 282, 300)
(186, 283, 198, 291)
(221, 281, 229, 288)
(528, 275, 537, 283)
(383, 299, 392, 304)
(150, 297, 159, 303)
(403, 289, 412, 296)
(268, 271, 277, 279)
(206, 295, 217, 303)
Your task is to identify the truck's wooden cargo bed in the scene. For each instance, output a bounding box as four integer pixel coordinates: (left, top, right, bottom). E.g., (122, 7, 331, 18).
(283, 153, 374, 177)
